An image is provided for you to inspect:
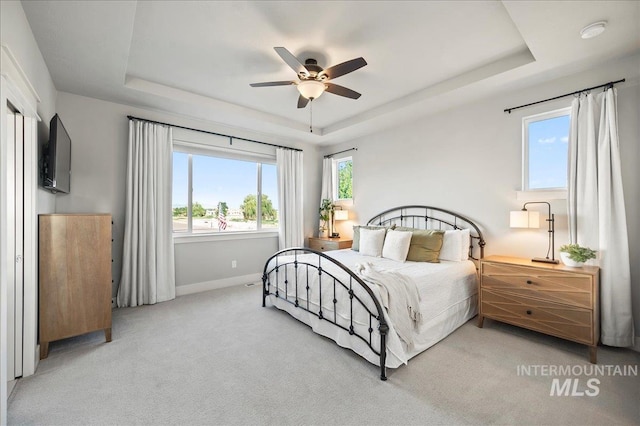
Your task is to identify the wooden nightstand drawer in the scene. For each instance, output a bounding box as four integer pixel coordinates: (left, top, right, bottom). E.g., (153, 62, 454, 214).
(478, 255, 600, 363)
(307, 237, 352, 252)
(308, 239, 331, 251)
(481, 289, 593, 344)
(481, 262, 593, 309)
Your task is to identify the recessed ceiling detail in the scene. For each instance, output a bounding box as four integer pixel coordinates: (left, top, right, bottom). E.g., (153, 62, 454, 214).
(21, 1, 640, 144)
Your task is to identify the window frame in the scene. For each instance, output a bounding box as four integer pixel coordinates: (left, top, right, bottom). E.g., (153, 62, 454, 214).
(334, 155, 353, 201)
(172, 141, 279, 238)
(522, 107, 571, 192)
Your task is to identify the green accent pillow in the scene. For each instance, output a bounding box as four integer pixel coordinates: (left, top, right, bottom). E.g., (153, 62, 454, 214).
(405, 229, 445, 262)
(352, 225, 386, 251)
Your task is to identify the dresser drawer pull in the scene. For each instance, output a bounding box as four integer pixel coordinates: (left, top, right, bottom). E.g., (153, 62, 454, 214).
(526, 310, 532, 315)
(526, 280, 533, 285)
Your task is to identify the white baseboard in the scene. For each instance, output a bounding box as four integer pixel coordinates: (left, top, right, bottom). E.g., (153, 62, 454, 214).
(175, 273, 262, 296)
(33, 344, 40, 374)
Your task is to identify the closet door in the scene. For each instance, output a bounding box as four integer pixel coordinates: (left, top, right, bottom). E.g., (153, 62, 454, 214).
(1, 45, 41, 424)
(13, 107, 24, 378)
(6, 105, 24, 380)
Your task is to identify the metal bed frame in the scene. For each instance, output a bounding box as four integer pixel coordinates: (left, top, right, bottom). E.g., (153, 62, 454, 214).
(262, 205, 486, 381)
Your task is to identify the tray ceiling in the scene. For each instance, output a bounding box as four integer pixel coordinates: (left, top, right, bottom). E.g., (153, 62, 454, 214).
(22, 1, 640, 144)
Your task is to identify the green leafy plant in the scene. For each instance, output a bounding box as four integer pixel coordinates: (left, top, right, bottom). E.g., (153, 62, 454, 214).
(559, 244, 597, 263)
(337, 160, 352, 199)
(240, 194, 276, 221)
(319, 199, 334, 232)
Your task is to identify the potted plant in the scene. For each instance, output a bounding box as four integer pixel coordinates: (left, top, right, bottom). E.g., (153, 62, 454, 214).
(559, 244, 597, 267)
(319, 199, 334, 237)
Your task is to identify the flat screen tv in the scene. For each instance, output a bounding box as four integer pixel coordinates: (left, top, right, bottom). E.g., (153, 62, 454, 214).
(43, 114, 71, 194)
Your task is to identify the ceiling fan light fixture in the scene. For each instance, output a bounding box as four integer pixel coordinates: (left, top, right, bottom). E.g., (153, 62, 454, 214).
(580, 21, 607, 39)
(297, 80, 326, 100)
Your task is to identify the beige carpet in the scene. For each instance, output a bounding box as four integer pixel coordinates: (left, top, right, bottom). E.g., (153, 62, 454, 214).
(8, 283, 640, 425)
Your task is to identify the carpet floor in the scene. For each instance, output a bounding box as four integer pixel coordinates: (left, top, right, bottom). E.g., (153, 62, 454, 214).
(8, 283, 640, 425)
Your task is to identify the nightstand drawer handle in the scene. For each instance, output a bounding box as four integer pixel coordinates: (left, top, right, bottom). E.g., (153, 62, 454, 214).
(526, 280, 533, 285)
(526, 310, 532, 315)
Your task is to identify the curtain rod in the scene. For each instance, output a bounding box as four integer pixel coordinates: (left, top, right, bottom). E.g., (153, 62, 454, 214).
(324, 147, 357, 158)
(127, 115, 303, 152)
(504, 78, 626, 114)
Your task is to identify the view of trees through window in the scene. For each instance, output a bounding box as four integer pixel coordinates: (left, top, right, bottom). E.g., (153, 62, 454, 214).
(336, 157, 353, 199)
(172, 151, 278, 233)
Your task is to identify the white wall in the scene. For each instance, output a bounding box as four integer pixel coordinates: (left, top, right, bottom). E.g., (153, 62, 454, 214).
(617, 77, 640, 349)
(55, 92, 320, 295)
(0, 0, 57, 213)
(326, 53, 640, 344)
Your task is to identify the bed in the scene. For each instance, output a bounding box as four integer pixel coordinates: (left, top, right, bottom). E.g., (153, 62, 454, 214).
(262, 205, 486, 380)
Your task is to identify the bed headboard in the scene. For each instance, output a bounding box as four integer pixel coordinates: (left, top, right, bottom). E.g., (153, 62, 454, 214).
(366, 205, 486, 260)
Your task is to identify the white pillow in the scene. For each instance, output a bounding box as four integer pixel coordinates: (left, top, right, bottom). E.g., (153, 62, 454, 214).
(382, 230, 412, 262)
(440, 230, 463, 262)
(460, 228, 470, 260)
(359, 228, 386, 257)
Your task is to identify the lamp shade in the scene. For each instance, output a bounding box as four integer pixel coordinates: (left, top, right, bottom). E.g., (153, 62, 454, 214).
(297, 80, 325, 99)
(334, 209, 349, 221)
(510, 210, 540, 228)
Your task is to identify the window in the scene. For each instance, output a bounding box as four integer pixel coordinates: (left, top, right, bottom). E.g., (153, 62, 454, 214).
(523, 108, 571, 191)
(172, 146, 278, 234)
(335, 156, 353, 200)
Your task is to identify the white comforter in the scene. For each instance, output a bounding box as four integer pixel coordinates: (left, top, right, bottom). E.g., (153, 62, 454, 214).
(265, 249, 478, 368)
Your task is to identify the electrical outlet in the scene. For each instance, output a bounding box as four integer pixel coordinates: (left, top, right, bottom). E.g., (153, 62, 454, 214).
(111, 297, 117, 309)
(231, 260, 237, 268)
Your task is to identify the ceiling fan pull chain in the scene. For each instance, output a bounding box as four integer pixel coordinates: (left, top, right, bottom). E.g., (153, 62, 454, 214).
(309, 99, 313, 133)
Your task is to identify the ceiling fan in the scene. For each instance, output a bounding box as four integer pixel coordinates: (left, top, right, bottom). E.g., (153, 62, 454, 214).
(250, 47, 367, 109)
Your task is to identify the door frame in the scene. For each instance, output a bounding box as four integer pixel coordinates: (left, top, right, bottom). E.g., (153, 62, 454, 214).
(1, 44, 40, 423)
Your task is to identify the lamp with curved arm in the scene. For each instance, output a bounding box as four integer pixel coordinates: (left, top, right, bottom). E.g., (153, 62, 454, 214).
(510, 201, 559, 264)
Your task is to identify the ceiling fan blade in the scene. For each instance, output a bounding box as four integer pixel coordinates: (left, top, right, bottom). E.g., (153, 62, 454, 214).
(250, 81, 295, 87)
(297, 95, 310, 109)
(319, 57, 367, 80)
(274, 47, 310, 78)
(325, 83, 361, 99)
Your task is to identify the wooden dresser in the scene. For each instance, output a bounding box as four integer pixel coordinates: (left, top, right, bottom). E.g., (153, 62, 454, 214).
(307, 236, 353, 252)
(39, 214, 112, 359)
(478, 255, 599, 363)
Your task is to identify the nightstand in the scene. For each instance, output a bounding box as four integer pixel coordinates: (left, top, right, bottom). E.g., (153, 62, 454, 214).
(478, 255, 600, 363)
(307, 236, 353, 252)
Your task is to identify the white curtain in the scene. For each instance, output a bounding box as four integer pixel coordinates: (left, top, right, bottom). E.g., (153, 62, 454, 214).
(567, 88, 634, 347)
(276, 148, 304, 249)
(118, 120, 176, 307)
(320, 157, 334, 202)
(319, 157, 334, 233)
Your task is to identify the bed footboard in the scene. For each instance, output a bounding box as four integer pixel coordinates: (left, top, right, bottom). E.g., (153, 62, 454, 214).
(262, 247, 390, 381)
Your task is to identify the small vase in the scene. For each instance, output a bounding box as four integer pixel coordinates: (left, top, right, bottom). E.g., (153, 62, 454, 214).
(560, 252, 584, 267)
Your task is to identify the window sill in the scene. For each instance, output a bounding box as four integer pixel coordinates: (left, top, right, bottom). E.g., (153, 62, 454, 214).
(516, 190, 567, 201)
(334, 198, 353, 207)
(173, 231, 279, 244)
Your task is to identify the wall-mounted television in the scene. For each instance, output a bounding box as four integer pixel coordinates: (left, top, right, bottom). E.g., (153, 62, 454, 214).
(42, 114, 71, 194)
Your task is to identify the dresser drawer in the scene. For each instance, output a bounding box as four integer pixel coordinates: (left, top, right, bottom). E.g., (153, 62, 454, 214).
(308, 239, 334, 251)
(481, 289, 593, 344)
(307, 238, 352, 252)
(481, 262, 593, 309)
